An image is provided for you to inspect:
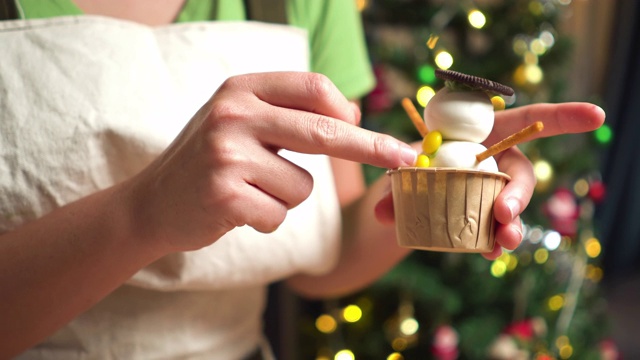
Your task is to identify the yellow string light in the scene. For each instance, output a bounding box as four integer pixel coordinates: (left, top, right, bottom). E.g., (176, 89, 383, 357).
(584, 238, 602, 258)
(548, 294, 564, 311)
(416, 85, 436, 107)
(399, 317, 419, 336)
(467, 9, 486, 29)
(434, 51, 454, 69)
(391, 338, 408, 351)
(534, 248, 549, 264)
(342, 305, 363, 323)
(335, 349, 355, 360)
(491, 260, 507, 278)
(573, 178, 589, 197)
(586, 265, 604, 282)
(316, 314, 337, 334)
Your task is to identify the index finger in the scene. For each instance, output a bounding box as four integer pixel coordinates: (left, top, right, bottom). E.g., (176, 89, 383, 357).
(259, 111, 418, 169)
(484, 102, 606, 146)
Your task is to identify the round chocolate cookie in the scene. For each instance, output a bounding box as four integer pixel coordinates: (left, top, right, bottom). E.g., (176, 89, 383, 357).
(435, 69, 515, 96)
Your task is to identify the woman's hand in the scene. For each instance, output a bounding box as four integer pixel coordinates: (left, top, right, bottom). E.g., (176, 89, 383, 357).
(483, 102, 606, 259)
(128, 72, 417, 253)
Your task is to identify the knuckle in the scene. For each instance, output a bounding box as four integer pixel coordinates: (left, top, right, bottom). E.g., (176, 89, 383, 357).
(372, 134, 392, 160)
(305, 73, 333, 98)
(217, 75, 244, 93)
(206, 137, 249, 168)
(289, 171, 314, 208)
(309, 115, 339, 148)
(207, 100, 243, 126)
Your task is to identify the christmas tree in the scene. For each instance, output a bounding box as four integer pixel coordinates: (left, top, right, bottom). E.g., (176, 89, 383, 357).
(297, 1, 616, 359)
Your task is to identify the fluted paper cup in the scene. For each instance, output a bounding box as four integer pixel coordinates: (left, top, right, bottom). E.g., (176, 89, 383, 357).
(388, 167, 510, 253)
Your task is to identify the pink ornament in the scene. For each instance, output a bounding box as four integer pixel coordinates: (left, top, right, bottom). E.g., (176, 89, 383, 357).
(599, 339, 620, 360)
(431, 325, 459, 360)
(543, 188, 579, 236)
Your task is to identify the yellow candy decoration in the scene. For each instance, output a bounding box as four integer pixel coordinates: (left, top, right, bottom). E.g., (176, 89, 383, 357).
(415, 154, 430, 168)
(491, 95, 506, 111)
(422, 130, 442, 154)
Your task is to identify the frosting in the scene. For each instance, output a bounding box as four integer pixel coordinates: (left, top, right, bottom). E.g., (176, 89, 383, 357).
(429, 141, 498, 172)
(424, 87, 494, 143)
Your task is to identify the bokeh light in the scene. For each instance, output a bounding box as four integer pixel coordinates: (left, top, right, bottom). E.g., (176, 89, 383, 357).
(556, 336, 573, 359)
(534, 160, 553, 183)
(513, 38, 528, 56)
(417, 64, 437, 84)
(584, 237, 602, 258)
(468, 9, 486, 29)
(335, 349, 355, 360)
(434, 51, 454, 69)
(416, 85, 436, 107)
(316, 314, 337, 334)
(399, 318, 419, 335)
(594, 124, 613, 145)
(539, 30, 555, 47)
(534, 248, 549, 264)
(543, 231, 562, 250)
(391, 338, 408, 351)
(586, 264, 604, 282)
(548, 294, 564, 311)
(342, 305, 363, 323)
(491, 260, 507, 278)
(573, 178, 589, 197)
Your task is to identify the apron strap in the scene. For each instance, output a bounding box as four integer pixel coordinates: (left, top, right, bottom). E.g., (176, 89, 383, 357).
(243, 0, 287, 24)
(0, 0, 19, 20)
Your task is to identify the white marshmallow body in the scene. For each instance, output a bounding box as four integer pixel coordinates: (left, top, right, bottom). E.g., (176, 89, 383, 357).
(424, 87, 494, 143)
(429, 141, 498, 172)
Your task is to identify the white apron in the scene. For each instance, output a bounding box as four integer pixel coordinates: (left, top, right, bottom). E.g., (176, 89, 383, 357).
(0, 16, 342, 359)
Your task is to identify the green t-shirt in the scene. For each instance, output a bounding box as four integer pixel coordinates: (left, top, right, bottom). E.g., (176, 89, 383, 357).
(16, 0, 375, 100)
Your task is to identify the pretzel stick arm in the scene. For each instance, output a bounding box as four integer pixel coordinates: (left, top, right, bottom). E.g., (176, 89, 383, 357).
(401, 97, 429, 137)
(476, 121, 544, 162)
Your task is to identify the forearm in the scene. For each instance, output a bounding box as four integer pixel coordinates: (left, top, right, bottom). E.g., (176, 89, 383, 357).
(0, 180, 165, 358)
(287, 175, 411, 299)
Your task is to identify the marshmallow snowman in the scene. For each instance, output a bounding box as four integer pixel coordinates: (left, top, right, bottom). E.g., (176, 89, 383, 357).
(416, 69, 514, 172)
(423, 86, 498, 171)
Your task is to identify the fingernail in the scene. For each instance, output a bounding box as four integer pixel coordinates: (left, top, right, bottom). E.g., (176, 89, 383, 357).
(505, 198, 520, 220)
(512, 224, 523, 242)
(400, 144, 417, 166)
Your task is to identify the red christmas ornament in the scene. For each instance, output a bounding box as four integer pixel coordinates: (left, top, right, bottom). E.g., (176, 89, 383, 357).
(503, 320, 535, 341)
(431, 325, 459, 360)
(543, 188, 579, 237)
(588, 180, 606, 204)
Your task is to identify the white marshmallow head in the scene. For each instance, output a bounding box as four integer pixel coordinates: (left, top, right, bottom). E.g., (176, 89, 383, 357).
(424, 87, 494, 143)
(429, 141, 498, 172)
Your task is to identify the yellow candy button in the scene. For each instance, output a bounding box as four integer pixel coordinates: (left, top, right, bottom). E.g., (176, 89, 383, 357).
(422, 131, 442, 154)
(415, 154, 430, 168)
(491, 96, 506, 111)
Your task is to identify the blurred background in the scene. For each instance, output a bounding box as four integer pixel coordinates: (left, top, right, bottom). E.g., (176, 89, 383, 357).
(267, 0, 640, 358)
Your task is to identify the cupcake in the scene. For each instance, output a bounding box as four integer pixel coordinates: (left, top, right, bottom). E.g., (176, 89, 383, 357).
(391, 70, 539, 253)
